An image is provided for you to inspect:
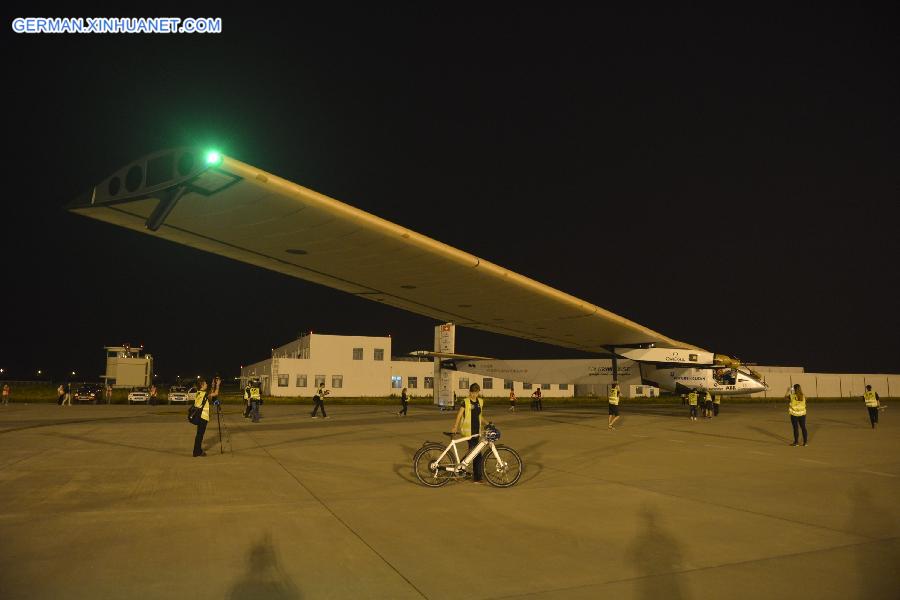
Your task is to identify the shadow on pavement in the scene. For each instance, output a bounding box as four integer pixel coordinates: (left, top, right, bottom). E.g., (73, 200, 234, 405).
(392, 463, 419, 485)
(745, 425, 787, 444)
(628, 503, 686, 600)
(229, 532, 301, 599)
(517, 460, 542, 485)
(40, 431, 184, 456)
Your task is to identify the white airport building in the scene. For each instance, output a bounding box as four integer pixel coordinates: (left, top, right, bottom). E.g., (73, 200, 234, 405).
(103, 345, 153, 388)
(239, 332, 575, 400)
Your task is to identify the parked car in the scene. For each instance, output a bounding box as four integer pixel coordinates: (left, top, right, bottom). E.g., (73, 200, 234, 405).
(127, 387, 150, 404)
(73, 384, 103, 404)
(166, 386, 192, 404)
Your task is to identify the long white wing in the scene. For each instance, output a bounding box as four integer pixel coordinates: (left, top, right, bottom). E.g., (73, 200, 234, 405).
(68, 148, 696, 352)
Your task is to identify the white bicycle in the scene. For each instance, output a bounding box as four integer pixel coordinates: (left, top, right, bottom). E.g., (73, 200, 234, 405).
(413, 423, 523, 488)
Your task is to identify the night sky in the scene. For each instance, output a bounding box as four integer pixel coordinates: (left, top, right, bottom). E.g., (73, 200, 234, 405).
(4, 6, 898, 382)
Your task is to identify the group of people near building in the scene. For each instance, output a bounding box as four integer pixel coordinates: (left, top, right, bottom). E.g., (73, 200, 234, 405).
(683, 389, 721, 421)
(55, 382, 113, 406)
(181, 377, 886, 457)
(191, 376, 333, 454)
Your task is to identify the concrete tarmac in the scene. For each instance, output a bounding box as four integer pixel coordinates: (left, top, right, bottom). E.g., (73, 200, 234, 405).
(0, 401, 897, 599)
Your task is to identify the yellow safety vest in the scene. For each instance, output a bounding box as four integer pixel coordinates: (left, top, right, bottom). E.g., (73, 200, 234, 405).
(688, 392, 698, 406)
(713, 395, 721, 404)
(704, 392, 712, 403)
(864, 390, 878, 407)
(193, 390, 210, 421)
(459, 396, 485, 437)
(608, 388, 620, 405)
(248, 387, 261, 400)
(788, 393, 806, 416)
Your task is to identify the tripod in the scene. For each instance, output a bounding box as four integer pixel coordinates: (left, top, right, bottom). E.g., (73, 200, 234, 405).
(213, 402, 232, 454)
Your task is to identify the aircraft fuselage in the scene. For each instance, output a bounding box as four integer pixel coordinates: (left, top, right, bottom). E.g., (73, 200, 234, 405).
(448, 358, 767, 396)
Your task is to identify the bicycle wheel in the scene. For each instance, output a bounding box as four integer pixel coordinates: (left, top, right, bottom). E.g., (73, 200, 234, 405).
(483, 444, 523, 487)
(414, 443, 454, 487)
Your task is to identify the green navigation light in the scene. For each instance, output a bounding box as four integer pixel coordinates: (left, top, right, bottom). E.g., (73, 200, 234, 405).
(205, 150, 222, 165)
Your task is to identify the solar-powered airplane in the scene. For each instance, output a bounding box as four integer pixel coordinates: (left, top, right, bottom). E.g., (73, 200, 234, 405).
(68, 148, 767, 397)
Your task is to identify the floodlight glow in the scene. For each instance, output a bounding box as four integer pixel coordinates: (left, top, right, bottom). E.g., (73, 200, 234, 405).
(205, 150, 222, 165)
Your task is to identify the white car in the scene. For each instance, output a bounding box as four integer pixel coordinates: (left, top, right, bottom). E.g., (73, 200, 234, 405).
(166, 386, 192, 404)
(127, 387, 150, 404)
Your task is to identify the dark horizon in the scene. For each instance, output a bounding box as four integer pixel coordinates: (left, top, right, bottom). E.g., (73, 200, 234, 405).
(4, 7, 898, 382)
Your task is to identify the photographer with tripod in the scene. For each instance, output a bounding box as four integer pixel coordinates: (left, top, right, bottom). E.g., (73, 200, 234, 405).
(190, 379, 210, 457)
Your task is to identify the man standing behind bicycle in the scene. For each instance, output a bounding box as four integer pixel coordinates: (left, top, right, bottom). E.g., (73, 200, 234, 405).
(451, 383, 485, 484)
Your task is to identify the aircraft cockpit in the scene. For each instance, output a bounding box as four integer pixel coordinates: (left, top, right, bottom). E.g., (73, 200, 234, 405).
(714, 368, 736, 385)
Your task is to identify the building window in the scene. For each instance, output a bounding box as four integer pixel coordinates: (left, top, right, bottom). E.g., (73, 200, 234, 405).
(296, 374, 307, 387)
(374, 348, 384, 361)
(315, 375, 326, 388)
(504, 380, 513, 390)
(482, 378, 493, 390)
(523, 382, 533, 390)
(352, 348, 363, 360)
(542, 383, 551, 390)
(559, 383, 568, 390)
(459, 377, 469, 390)
(408, 377, 417, 389)
(277, 374, 289, 387)
(424, 377, 434, 389)
(391, 375, 402, 389)
(332, 375, 343, 389)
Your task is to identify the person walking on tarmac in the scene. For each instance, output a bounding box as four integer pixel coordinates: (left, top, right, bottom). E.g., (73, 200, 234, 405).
(608, 383, 621, 429)
(509, 387, 517, 412)
(398, 387, 409, 416)
(244, 378, 262, 422)
(713, 394, 721, 417)
(863, 385, 881, 430)
(532, 387, 543, 411)
(311, 383, 330, 418)
(191, 379, 210, 457)
(57, 383, 65, 406)
(703, 390, 713, 419)
(787, 383, 808, 446)
(688, 389, 699, 421)
(451, 383, 486, 484)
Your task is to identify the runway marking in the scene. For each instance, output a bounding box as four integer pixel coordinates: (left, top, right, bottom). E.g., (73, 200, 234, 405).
(630, 434, 649, 438)
(798, 458, 829, 465)
(704, 444, 726, 448)
(860, 469, 898, 478)
(667, 439, 686, 443)
(749, 451, 773, 456)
